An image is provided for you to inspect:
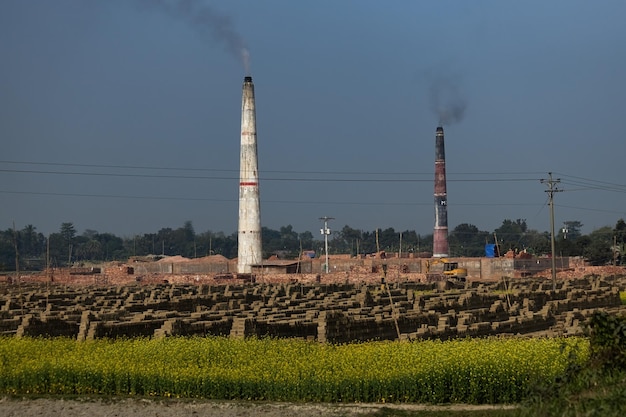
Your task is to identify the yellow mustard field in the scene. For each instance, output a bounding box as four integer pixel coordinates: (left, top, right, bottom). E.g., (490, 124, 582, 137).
(0, 336, 589, 404)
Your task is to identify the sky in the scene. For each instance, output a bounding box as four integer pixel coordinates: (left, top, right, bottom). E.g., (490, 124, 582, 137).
(2, 0, 626, 239)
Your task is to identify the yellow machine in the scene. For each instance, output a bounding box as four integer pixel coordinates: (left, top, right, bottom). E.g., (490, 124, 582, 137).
(426, 258, 468, 282)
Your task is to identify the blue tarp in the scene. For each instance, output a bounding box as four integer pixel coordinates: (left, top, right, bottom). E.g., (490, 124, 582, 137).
(485, 244, 497, 258)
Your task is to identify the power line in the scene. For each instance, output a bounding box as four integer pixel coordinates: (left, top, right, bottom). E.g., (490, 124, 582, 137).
(0, 189, 545, 207)
(0, 190, 234, 202)
(6, 188, 622, 223)
(0, 160, 548, 177)
(3, 161, 624, 192)
(556, 172, 626, 189)
(555, 204, 626, 215)
(559, 180, 626, 194)
(0, 168, 541, 183)
(2, 162, 624, 219)
(554, 172, 626, 194)
(12, 161, 623, 187)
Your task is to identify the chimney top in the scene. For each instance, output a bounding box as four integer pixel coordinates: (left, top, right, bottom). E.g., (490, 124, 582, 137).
(244, 76, 252, 82)
(436, 126, 444, 132)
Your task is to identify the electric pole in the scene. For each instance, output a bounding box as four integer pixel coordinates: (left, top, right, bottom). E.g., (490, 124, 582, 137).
(319, 217, 334, 273)
(540, 172, 562, 291)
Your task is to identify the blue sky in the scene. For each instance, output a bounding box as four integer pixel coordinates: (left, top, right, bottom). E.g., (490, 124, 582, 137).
(2, 0, 625, 238)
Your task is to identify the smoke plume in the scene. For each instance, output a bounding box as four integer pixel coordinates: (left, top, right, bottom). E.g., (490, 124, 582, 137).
(139, 0, 250, 73)
(427, 73, 467, 126)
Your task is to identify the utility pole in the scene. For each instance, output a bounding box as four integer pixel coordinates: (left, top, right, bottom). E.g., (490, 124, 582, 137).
(540, 172, 562, 291)
(12, 222, 23, 316)
(12, 222, 19, 285)
(319, 217, 334, 273)
(375, 228, 380, 253)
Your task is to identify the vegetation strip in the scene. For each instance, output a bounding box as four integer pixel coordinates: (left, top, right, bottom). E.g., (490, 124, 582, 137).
(0, 336, 587, 404)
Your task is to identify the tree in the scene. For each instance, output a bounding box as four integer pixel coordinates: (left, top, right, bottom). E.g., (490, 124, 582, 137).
(397, 230, 420, 256)
(7, 218, 626, 266)
(556, 237, 580, 257)
(156, 228, 174, 256)
(614, 219, 626, 265)
(59, 222, 77, 265)
(377, 228, 400, 253)
(59, 222, 76, 243)
(583, 227, 613, 266)
(560, 220, 583, 241)
(279, 225, 299, 256)
(96, 233, 126, 261)
(165, 222, 197, 258)
(449, 223, 491, 257)
(336, 226, 363, 256)
(47, 232, 66, 267)
(357, 228, 373, 255)
(21, 224, 44, 258)
(524, 229, 551, 256)
(0, 229, 16, 271)
(494, 219, 528, 254)
(258, 225, 302, 258)
(77, 240, 102, 261)
(615, 219, 626, 243)
(298, 231, 314, 252)
(195, 231, 214, 257)
(135, 233, 158, 256)
(261, 227, 282, 257)
(216, 232, 237, 259)
(83, 229, 99, 240)
(182, 221, 195, 241)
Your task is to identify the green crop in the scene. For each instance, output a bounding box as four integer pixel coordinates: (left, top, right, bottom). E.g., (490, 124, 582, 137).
(0, 336, 588, 404)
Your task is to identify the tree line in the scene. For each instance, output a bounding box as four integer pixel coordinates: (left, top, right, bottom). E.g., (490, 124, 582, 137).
(1, 218, 624, 271)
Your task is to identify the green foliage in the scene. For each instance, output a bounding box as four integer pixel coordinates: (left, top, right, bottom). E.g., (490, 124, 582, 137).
(449, 223, 491, 257)
(1, 217, 625, 269)
(59, 222, 76, 244)
(583, 227, 614, 265)
(262, 225, 301, 258)
(614, 219, 626, 265)
(559, 220, 583, 241)
(586, 311, 626, 370)
(494, 219, 527, 253)
(517, 311, 626, 417)
(0, 336, 587, 404)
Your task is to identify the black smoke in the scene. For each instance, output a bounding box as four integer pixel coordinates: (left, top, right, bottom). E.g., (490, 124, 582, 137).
(427, 73, 467, 126)
(138, 0, 250, 73)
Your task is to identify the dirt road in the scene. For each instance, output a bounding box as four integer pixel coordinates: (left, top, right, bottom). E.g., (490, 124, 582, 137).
(0, 397, 517, 417)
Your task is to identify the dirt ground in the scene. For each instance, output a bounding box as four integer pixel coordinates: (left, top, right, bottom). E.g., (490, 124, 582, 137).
(0, 397, 517, 417)
(3, 265, 621, 415)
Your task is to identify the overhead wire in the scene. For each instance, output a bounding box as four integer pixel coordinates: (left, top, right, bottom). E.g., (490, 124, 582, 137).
(554, 172, 626, 194)
(0, 190, 544, 208)
(0, 160, 548, 177)
(0, 168, 540, 182)
(1, 161, 624, 215)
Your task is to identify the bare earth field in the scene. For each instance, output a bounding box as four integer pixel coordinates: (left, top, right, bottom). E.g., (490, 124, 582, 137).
(2, 265, 623, 416)
(0, 397, 516, 417)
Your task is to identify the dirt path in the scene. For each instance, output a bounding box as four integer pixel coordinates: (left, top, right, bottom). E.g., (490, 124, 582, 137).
(0, 397, 517, 417)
